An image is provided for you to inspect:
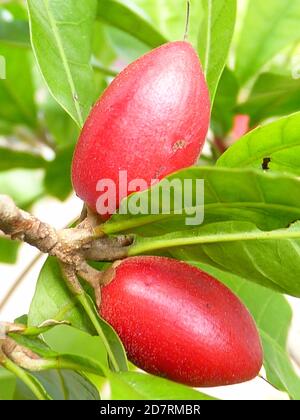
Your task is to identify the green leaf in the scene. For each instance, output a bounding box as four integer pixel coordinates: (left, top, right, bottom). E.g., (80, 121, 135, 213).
(198, 0, 236, 102)
(27, 0, 97, 127)
(0, 47, 36, 128)
(0, 169, 44, 207)
(0, 368, 16, 400)
(44, 325, 108, 367)
(0, 4, 36, 127)
(217, 113, 300, 176)
(28, 257, 96, 335)
(2, 357, 52, 400)
(42, 95, 79, 148)
(0, 169, 43, 262)
(28, 257, 128, 372)
(44, 146, 73, 200)
(235, 0, 300, 84)
(97, 0, 167, 49)
(0, 238, 19, 264)
(101, 167, 300, 235)
(190, 263, 300, 400)
(0, 14, 30, 48)
(0, 148, 46, 171)
(238, 73, 300, 125)
(211, 67, 239, 137)
(9, 333, 106, 377)
(260, 331, 300, 400)
(129, 220, 300, 296)
(109, 371, 215, 400)
(14, 370, 99, 400)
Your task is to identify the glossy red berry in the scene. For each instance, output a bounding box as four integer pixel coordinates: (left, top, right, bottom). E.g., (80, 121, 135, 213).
(72, 42, 210, 215)
(99, 256, 263, 387)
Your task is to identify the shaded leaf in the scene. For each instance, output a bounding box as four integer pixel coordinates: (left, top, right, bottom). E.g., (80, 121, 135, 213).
(14, 370, 99, 400)
(27, 0, 97, 127)
(236, 0, 300, 84)
(0, 13, 30, 48)
(42, 95, 79, 148)
(129, 220, 300, 296)
(217, 113, 300, 176)
(212, 67, 239, 137)
(28, 257, 96, 335)
(101, 167, 300, 235)
(109, 371, 215, 400)
(238, 73, 300, 125)
(0, 44, 36, 126)
(198, 0, 236, 102)
(0, 5, 36, 127)
(97, 0, 167, 49)
(9, 333, 106, 377)
(28, 257, 128, 372)
(260, 331, 300, 400)
(44, 325, 108, 367)
(44, 146, 73, 200)
(0, 368, 16, 400)
(0, 148, 46, 171)
(0, 169, 44, 207)
(0, 238, 19, 264)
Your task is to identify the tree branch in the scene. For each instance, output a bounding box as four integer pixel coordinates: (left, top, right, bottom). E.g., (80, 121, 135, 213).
(0, 194, 132, 300)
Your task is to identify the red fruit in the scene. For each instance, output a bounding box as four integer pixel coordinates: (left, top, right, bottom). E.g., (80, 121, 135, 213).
(72, 42, 210, 215)
(100, 257, 263, 387)
(232, 114, 250, 140)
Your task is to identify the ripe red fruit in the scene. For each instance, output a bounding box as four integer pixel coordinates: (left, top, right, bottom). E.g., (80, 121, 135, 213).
(100, 257, 263, 387)
(232, 114, 250, 140)
(72, 42, 210, 215)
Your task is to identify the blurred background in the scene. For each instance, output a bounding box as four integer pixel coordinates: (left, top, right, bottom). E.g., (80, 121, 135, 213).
(1, 0, 300, 399)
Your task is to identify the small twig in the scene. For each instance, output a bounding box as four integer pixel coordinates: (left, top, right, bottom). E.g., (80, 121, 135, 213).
(184, 0, 191, 41)
(0, 195, 131, 299)
(84, 235, 133, 261)
(77, 261, 104, 306)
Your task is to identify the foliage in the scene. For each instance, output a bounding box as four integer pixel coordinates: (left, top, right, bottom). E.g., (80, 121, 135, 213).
(1, 0, 300, 401)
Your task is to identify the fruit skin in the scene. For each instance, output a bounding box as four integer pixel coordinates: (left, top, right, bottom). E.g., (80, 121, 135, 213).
(232, 114, 250, 140)
(72, 41, 210, 215)
(99, 256, 263, 387)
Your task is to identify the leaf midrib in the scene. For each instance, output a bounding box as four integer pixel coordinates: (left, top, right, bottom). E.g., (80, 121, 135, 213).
(103, 201, 300, 234)
(43, 0, 83, 127)
(129, 223, 300, 256)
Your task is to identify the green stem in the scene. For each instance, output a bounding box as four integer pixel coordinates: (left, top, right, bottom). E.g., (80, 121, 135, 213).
(128, 225, 300, 256)
(76, 294, 120, 373)
(96, 201, 300, 236)
(59, 263, 121, 373)
(2, 357, 51, 400)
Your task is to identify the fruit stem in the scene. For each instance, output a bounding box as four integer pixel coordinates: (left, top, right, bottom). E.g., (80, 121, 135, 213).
(184, 0, 191, 41)
(1, 354, 51, 400)
(60, 262, 121, 373)
(76, 294, 120, 372)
